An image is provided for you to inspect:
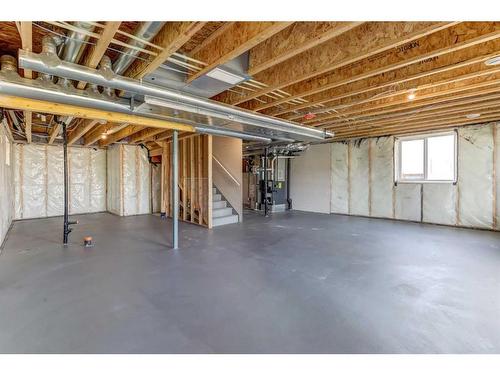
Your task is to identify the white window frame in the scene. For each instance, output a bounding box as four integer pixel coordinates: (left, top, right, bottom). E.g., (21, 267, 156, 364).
(394, 130, 458, 184)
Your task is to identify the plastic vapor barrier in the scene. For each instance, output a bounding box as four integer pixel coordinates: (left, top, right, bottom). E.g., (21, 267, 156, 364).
(349, 140, 369, 216)
(47, 146, 63, 217)
(18, 144, 47, 219)
(123, 145, 151, 216)
(370, 137, 394, 218)
(330, 142, 349, 214)
(152, 163, 161, 213)
(106, 144, 121, 215)
(13, 144, 106, 219)
(0, 123, 13, 246)
(106, 144, 151, 216)
(394, 184, 421, 222)
(496, 123, 500, 230)
(458, 124, 494, 228)
(422, 184, 457, 226)
(292, 123, 499, 230)
(90, 149, 107, 212)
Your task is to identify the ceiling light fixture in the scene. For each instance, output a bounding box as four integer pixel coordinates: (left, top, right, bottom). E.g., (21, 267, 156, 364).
(205, 67, 246, 85)
(485, 55, 500, 66)
(465, 113, 481, 119)
(101, 133, 107, 139)
(407, 89, 416, 100)
(304, 112, 316, 120)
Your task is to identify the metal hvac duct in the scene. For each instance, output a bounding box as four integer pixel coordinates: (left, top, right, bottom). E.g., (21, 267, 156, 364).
(195, 125, 271, 142)
(19, 49, 333, 141)
(0, 56, 272, 142)
(113, 22, 165, 75)
(0, 56, 136, 114)
(60, 21, 95, 64)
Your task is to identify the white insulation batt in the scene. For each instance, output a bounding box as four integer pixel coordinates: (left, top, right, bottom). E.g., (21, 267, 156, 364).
(106, 144, 151, 216)
(152, 163, 161, 213)
(330, 142, 349, 214)
(458, 124, 494, 228)
(291, 122, 499, 230)
(370, 137, 394, 218)
(106, 144, 121, 215)
(422, 184, 457, 226)
(13, 144, 106, 219)
(0, 123, 13, 246)
(349, 140, 369, 216)
(394, 184, 421, 222)
(496, 123, 500, 230)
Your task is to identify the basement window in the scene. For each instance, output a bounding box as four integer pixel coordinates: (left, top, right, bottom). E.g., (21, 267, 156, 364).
(395, 131, 457, 183)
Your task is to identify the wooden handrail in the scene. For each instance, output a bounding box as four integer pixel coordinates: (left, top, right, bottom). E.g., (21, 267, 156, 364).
(212, 155, 240, 187)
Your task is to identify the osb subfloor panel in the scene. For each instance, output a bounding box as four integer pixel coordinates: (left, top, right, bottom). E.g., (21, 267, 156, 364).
(0, 211, 499, 353)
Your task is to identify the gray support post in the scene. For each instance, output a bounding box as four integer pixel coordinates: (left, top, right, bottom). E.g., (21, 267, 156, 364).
(172, 130, 179, 249)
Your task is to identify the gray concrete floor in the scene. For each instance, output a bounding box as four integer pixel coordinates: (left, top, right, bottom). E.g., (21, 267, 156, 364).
(0, 211, 499, 353)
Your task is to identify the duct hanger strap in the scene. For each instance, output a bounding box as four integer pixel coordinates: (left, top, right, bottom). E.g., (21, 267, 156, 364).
(18, 49, 332, 141)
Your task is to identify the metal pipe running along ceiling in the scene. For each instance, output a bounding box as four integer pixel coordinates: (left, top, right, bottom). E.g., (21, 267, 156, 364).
(0, 58, 269, 142)
(18, 49, 333, 141)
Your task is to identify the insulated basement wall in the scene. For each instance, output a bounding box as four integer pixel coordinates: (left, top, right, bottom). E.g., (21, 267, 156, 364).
(291, 122, 499, 230)
(152, 164, 161, 213)
(330, 142, 348, 214)
(106, 144, 121, 215)
(458, 124, 493, 228)
(0, 122, 13, 247)
(370, 137, 394, 218)
(106, 144, 151, 216)
(349, 140, 369, 216)
(290, 143, 331, 214)
(496, 123, 500, 230)
(13, 144, 106, 219)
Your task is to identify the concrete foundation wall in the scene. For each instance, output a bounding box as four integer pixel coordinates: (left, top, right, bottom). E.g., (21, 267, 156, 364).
(291, 122, 500, 230)
(0, 123, 13, 247)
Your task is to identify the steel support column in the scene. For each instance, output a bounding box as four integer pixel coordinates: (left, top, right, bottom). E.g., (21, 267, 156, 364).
(172, 130, 179, 249)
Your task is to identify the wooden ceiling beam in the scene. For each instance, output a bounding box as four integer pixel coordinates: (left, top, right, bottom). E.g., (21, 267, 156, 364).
(232, 22, 500, 111)
(125, 22, 207, 80)
(329, 102, 500, 134)
(0, 95, 195, 132)
(273, 40, 500, 118)
(321, 91, 500, 130)
(248, 22, 363, 75)
(187, 22, 293, 83)
(306, 75, 500, 126)
(76, 21, 121, 90)
(333, 111, 500, 140)
(214, 21, 458, 105)
(84, 123, 110, 146)
(16, 21, 32, 78)
(68, 119, 100, 145)
(188, 22, 235, 57)
(326, 96, 500, 131)
(289, 64, 500, 122)
(16, 21, 33, 143)
(99, 125, 145, 147)
(48, 123, 61, 144)
(317, 86, 500, 129)
(130, 127, 167, 143)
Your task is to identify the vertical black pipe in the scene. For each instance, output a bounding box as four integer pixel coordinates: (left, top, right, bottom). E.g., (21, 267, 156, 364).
(62, 122, 69, 245)
(264, 147, 269, 217)
(286, 158, 292, 210)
